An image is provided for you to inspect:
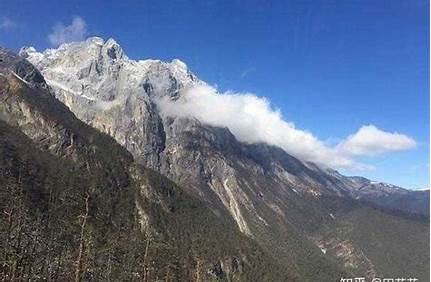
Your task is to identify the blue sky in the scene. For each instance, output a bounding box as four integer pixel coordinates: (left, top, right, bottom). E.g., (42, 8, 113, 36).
(0, 0, 429, 189)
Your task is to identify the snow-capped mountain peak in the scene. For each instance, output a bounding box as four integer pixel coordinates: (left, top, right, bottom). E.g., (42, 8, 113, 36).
(20, 37, 197, 105)
(19, 37, 200, 170)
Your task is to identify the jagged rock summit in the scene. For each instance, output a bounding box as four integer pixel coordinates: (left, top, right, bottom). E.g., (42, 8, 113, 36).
(20, 37, 198, 169)
(20, 37, 195, 104)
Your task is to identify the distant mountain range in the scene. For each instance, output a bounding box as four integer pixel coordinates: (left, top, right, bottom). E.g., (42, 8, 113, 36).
(0, 39, 429, 281)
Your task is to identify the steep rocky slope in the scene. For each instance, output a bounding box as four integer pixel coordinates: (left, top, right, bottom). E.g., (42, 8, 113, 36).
(20, 37, 428, 218)
(0, 47, 290, 281)
(0, 40, 428, 281)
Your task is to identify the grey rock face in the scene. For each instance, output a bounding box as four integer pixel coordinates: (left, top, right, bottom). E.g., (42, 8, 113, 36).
(0, 48, 47, 89)
(21, 38, 196, 169)
(21, 38, 429, 232)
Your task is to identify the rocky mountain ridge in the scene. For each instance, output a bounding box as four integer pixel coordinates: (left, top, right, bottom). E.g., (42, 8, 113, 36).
(0, 40, 428, 281)
(0, 46, 289, 281)
(20, 37, 429, 218)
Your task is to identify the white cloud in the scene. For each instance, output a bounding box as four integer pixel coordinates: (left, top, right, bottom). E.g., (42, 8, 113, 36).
(0, 17, 16, 30)
(156, 83, 416, 170)
(48, 16, 87, 46)
(336, 124, 416, 156)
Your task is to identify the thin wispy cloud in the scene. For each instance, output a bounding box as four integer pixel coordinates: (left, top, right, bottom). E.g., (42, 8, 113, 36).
(0, 17, 16, 30)
(156, 83, 416, 170)
(48, 16, 87, 46)
(240, 67, 255, 78)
